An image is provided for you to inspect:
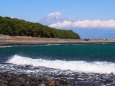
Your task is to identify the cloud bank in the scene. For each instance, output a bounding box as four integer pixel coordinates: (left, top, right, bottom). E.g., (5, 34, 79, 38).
(50, 20, 115, 29)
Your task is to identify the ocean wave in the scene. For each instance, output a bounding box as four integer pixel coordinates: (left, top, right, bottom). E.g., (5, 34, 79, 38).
(45, 44, 62, 46)
(6, 55, 115, 74)
(0, 46, 12, 48)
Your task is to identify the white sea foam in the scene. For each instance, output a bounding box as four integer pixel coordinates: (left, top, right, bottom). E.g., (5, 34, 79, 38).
(0, 46, 12, 48)
(46, 44, 61, 46)
(6, 55, 115, 74)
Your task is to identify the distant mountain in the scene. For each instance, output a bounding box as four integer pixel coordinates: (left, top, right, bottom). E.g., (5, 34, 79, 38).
(39, 12, 68, 26)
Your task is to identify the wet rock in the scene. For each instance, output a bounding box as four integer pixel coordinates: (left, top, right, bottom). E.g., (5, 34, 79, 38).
(9, 82, 21, 86)
(46, 77, 55, 86)
(55, 78, 71, 86)
(0, 84, 8, 86)
(111, 81, 115, 85)
(39, 83, 46, 86)
(0, 70, 115, 86)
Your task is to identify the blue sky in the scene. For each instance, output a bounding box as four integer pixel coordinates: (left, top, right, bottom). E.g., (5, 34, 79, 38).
(0, 0, 115, 38)
(0, 0, 115, 21)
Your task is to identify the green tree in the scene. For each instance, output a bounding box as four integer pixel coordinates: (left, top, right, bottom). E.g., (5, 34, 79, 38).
(0, 16, 80, 39)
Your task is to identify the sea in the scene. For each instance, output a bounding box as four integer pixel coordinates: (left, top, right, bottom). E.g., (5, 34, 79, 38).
(0, 43, 115, 84)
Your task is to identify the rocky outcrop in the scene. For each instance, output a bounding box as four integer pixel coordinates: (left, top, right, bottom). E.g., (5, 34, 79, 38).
(0, 72, 115, 86)
(0, 72, 71, 86)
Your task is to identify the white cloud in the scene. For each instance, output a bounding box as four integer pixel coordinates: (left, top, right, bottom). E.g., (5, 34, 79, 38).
(50, 20, 115, 29)
(48, 12, 62, 17)
(50, 20, 72, 28)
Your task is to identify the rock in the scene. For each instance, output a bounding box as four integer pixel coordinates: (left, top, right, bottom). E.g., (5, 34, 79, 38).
(55, 78, 71, 86)
(46, 77, 55, 86)
(0, 84, 8, 86)
(111, 81, 115, 86)
(39, 83, 46, 86)
(0, 71, 115, 86)
(9, 82, 21, 86)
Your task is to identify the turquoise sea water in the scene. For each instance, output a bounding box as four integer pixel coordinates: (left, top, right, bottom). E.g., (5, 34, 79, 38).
(0, 43, 115, 74)
(0, 44, 115, 62)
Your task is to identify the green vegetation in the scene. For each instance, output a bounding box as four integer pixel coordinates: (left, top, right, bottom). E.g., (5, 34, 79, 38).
(0, 16, 80, 39)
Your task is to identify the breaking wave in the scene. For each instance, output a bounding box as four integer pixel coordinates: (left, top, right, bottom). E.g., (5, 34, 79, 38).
(0, 46, 12, 48)
(6, 55, 115, 74)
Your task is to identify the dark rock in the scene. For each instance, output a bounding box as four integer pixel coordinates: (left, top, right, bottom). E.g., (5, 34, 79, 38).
(0, 84, 8, 86)
(0, 71, 115, 86)
(9, 82, 21, 86)
(39, 84, 46, 86)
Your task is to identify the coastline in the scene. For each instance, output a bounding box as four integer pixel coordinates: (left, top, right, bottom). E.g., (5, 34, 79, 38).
(0, 64, 115, 86)
(1, 35, 115, 85)
(0, 35, 115, 46)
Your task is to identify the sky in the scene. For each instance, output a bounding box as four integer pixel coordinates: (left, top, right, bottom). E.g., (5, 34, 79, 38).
(0, 0, 115, 38)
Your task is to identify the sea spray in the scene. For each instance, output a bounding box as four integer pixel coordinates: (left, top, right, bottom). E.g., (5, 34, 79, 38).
(6, 55, 115, 74)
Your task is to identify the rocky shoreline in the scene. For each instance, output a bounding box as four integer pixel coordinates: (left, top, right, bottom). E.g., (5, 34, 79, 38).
(0, 71, 115, 86)
(0, 63, 115, 86)
(0, 72, 72, 86)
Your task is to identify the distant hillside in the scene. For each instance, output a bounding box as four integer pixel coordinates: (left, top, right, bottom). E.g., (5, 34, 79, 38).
(0, 16, 80, 39)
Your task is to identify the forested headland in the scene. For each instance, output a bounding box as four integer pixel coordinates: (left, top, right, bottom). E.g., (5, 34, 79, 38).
(0, 16, 80, 39)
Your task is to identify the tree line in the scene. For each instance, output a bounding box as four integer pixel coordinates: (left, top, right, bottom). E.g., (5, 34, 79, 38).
(0, 16, 80, 39)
